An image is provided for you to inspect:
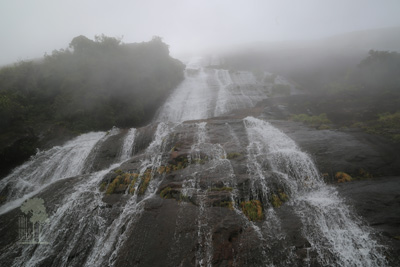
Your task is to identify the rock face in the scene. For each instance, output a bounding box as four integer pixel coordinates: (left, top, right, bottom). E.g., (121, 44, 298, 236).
(1, 114, 398, 266)
(336, 177, 400, 265)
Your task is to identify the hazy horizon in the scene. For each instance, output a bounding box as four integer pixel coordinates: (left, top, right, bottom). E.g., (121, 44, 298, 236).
(1, 0, 400, 65)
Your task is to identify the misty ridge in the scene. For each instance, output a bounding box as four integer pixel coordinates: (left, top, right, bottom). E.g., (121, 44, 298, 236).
(1, 26, 400, 177)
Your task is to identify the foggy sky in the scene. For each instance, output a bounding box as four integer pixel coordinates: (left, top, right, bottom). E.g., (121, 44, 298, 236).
(1, 0, 400, 65)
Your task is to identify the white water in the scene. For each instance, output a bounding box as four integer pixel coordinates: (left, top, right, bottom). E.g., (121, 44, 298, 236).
(0, 56, 388, 266)
(86, 122, 173, 266)
(244, 116, 387, 266)
(0, 132, 106, 206)
(156, 60, 271, 123)
(118, 128, 136, 161)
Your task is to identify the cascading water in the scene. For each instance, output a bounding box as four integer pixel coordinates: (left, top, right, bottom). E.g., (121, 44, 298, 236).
(155, 59, 271, 123)
(0, 56, 389, 266)
(118, 128, 137, 162)
(0, 132, 106, 215)
(243, 116, 387, 266)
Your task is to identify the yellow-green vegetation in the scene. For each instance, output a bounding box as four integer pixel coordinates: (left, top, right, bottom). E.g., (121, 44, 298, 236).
(394, 236, 400, 240)
(160, 187, 173, 199)
(219, 201, 234, 210)
(270, 189, 289, 208)
(138, 169, 152, 195)
(193, 157, 208, 165)
(157, 162, 188, 175)
(208, 187, 233, 192)
(226, 152, 241, 159)
(114, 169, 123, 175)
(335, 172, 352, 183)
(278, 190, 289, 202)
(356, 168, 373, 179)
(129, 173, 139, 194)
(105, 177, 120, 195)
(104, 172, 139, 195)
(354, 112, 400, 142)
(240, 200, 263, 221)
(179, 194, 190, 203)
(159, 187, 192, 203)
(290, 113, 331, 129)
(99, 182, 107, 192)
(270, 194, 282, 208)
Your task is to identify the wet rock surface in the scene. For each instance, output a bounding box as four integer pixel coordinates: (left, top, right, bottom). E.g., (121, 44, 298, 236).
(337, 176, 400, 265)
(1, 100, 399, 266)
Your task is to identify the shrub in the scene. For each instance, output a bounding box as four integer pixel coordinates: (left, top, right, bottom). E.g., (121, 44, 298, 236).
(356, 168, 373, 179)
(335, 172, 352, 183)
(240, 200, 263, 221)
(106, 177, 120, 194)
(104, 172, 139, 195)
(219, 201, 234, 210)
(99, 182, 107, 192)
(138, 169, 152, 195)
(160, 187, 172, 198)
(270, 189, 289, 208)
(270, 194, 282, 208)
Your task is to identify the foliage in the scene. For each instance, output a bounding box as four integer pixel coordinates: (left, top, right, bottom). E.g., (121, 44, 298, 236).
(270, 194, 282, 208)
(160, 187, 173, 199)
(270, 190, 289, 208)
(99, 182, 107, 191)
(104, 172, 138, 194)
(335, 172, 352, 183)
(352, 111, 400, 142)
(0, 35, 184, 135)
(219, 201, 234, 210)
(138, 169, 152, 195)
(240, 200, 263, 221)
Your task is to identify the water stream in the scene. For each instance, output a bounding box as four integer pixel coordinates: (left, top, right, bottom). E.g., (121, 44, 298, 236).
(0, 58, 388, 266)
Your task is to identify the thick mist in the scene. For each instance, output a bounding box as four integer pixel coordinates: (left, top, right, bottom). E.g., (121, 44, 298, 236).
(1, 0, 400, 65)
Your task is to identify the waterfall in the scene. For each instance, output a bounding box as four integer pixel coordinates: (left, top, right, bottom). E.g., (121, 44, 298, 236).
(86, 122, 173, 266)
(0, 56, 389, 266)
(155, 61, 270, 123)
(118, 128, 137, 161)
(0, 132, 106, 215)
(243, 116, 387, 266)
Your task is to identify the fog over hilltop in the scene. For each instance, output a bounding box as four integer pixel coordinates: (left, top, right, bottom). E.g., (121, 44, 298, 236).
(1, 0, 400, 65)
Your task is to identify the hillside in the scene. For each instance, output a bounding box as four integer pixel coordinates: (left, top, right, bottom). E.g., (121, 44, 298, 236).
(0, 35, 185, 177)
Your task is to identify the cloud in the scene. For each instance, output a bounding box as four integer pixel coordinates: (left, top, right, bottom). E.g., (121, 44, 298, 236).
(1, 0, 400, 65)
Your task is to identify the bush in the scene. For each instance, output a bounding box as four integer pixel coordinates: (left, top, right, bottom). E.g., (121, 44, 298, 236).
(160, 187, 172, 198)
(138, 169, 152, 195)
(335, 172, 352, 183)
(240, 200, 263, 221)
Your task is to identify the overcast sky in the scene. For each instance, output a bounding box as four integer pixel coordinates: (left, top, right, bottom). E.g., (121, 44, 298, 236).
(1, 0, 400, 65)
